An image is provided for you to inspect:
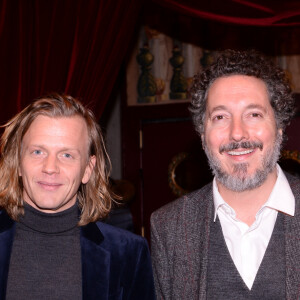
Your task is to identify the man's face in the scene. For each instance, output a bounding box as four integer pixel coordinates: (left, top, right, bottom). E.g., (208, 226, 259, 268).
(202, 75, 282, 192)
(19, 115, 95, 213)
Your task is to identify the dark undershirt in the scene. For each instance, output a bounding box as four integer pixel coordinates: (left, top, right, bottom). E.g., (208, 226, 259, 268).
(6, 203, 82, 300)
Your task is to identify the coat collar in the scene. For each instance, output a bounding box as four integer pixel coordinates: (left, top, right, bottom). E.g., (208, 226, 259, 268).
(81, 221, 104, 245)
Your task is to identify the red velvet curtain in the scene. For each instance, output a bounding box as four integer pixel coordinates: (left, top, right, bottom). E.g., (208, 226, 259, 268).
(144, 1, 300, 56)
(0, 0, 300, 125)
(149, 0, 300, 26)
(0, 0, 141, 123)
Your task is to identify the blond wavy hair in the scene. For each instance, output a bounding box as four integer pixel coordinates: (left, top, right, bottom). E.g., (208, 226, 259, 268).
(0, 93, 114, 226)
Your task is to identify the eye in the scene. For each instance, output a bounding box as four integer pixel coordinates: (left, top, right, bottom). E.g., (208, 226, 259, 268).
(250, 112, 262, 118)
(212, 115, 224, 121)
(62, 153, 72, 159)
(32, 149, 42, 155)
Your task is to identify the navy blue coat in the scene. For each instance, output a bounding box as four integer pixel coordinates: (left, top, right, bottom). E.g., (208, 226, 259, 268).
(0, 211, 156, 300)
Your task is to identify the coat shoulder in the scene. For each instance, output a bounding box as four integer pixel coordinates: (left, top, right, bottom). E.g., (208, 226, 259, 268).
(151, 182, 213, 223)
(285, 172, 300, 196)
(150, 182, 213, 238)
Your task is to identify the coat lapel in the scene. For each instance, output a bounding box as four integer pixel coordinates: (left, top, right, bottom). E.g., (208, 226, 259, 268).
(198, 188, 214, 299)
(285, 175, 300, 300)
(172, 184, 214, 300)
(0, 211, 15, 299)
(81, 222, 110, 300)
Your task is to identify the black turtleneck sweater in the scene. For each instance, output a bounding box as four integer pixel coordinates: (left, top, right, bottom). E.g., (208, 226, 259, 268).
(6, 203, 82, 300)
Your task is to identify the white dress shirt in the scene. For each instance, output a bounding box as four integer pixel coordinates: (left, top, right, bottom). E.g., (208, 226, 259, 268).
(213, 164, 295, 290)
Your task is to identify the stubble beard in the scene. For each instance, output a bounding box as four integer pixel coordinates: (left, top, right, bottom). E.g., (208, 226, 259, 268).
(203, 132, 282, 192)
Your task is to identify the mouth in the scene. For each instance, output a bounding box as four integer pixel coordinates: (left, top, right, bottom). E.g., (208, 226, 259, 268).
(220, 141, 263, 156)
(227, 149, 254, 156)
(38, 181, 62, 190)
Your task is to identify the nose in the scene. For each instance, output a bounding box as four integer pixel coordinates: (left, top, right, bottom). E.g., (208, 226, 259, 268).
(230, 117, 249, 142)
(42, 155, 59, 175)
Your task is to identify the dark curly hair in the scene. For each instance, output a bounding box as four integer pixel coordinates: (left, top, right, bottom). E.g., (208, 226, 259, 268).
(190, 49, 295, 137)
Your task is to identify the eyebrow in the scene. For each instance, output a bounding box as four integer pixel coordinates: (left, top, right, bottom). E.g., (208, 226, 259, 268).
(208, 105, 227, 118)
(245, 104, 267, 113)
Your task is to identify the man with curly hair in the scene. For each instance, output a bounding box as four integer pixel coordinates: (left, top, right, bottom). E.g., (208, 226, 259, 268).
(151, 50, 300, 299)
(0, 94, 156, 300)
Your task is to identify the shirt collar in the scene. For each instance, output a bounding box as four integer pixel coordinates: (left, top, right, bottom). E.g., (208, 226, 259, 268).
(213, 164, 295, 221)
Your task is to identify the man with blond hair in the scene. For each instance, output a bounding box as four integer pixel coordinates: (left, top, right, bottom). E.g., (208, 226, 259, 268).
(0, 94, 155, 300)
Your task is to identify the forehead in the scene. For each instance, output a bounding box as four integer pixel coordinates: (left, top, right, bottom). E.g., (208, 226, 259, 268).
(206, 75, 271, 112)
(22, 115, 90, 149)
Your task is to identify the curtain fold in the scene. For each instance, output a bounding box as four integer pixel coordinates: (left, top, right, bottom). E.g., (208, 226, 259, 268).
(149, 0, 300, 26)
(0, 0, 300, 125)
(0, 0, 141, 123)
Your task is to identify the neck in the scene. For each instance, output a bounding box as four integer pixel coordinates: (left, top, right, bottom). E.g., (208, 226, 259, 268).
(20, 202, 80, 234)
(217, 167, 278, 226)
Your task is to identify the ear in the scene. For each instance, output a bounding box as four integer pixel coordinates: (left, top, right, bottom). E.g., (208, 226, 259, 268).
(278, 128, 283, 136)
(82, 155, 96, 184)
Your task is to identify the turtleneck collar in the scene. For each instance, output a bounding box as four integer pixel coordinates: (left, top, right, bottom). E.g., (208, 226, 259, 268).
(19, 202, 80, 234)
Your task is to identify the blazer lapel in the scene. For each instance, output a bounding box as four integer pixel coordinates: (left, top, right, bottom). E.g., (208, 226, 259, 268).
(81, 222, 110, 300)
(172, 184, 214, 300)
(285, 176, 300, 300)
(0, 211, 15, 299)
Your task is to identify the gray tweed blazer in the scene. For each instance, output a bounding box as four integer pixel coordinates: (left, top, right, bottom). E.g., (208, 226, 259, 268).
(151, 173, 300, 300)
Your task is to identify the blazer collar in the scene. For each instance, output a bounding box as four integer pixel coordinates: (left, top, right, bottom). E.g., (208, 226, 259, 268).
(81, 221, 104, 245)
